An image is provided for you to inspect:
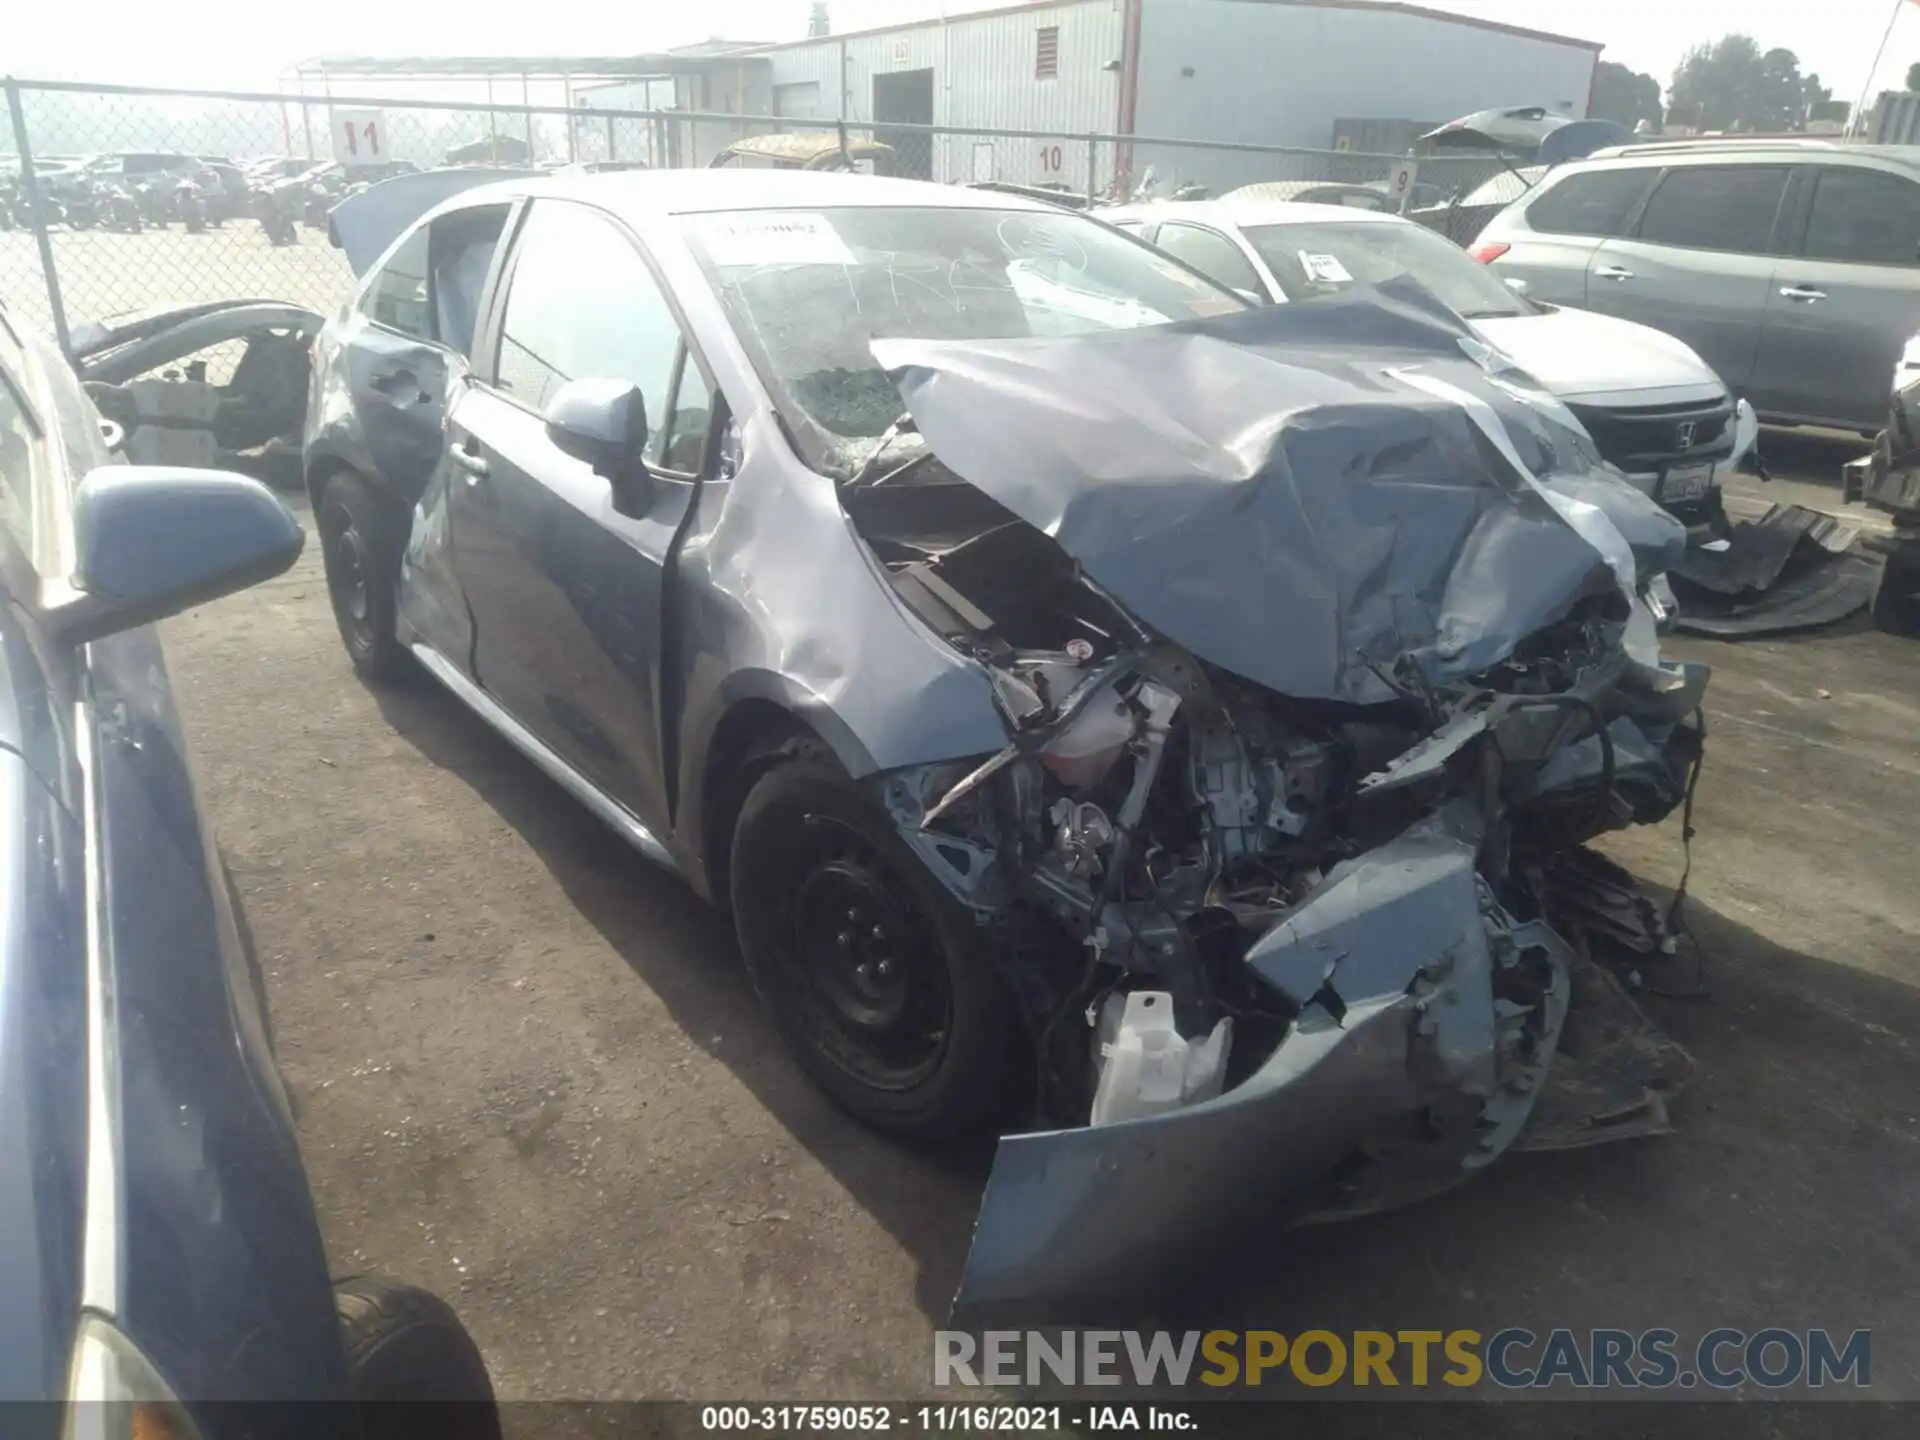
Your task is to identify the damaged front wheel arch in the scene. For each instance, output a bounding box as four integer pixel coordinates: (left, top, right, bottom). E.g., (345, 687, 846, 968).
(727, 744, 1019, 1138)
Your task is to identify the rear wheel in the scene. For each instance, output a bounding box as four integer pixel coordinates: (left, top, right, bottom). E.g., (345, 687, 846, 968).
(1872, 538, 1920, 638)
(729, 743, 1016, 1138)
(336, 1275, 500, 1440)
(318, 470, 413, 681)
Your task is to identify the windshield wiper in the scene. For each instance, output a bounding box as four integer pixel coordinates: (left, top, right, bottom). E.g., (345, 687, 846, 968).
(844, 413, 918, 487)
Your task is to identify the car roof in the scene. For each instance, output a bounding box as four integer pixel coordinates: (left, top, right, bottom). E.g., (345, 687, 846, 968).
(1102, 198, 1409, 230)
(438, 168, 1061, 221)
(1572, 139, 1920, 172)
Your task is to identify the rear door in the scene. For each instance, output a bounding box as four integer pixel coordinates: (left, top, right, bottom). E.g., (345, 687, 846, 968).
(451, 199, 713, 835)
(1583, 163, 1791, 393)
(1492, 164, 1659, 304)
(1753, 162, 1920, 429)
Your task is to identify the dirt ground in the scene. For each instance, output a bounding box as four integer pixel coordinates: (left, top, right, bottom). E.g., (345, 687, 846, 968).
(161, 435, 1920, 1412)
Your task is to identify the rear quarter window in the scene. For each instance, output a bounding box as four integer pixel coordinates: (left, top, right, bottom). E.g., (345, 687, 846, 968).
(1804, 166, 1920, 266)
(1524, 168, 1656, 237)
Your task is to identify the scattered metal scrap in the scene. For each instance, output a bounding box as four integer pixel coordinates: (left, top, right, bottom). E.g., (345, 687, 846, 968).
(1669, 501, 1880, 637)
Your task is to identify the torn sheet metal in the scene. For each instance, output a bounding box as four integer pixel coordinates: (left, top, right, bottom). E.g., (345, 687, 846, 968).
(1671, 502, 1878, 637)
(877, 279, 1685, 707)
(955, 809, 1570, 1318)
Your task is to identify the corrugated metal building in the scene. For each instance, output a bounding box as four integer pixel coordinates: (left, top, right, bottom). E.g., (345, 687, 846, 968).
(754, 0, 1601, 193)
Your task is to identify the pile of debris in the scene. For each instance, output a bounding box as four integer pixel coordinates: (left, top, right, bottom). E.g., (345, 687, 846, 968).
(1670, 499, 1880, 637)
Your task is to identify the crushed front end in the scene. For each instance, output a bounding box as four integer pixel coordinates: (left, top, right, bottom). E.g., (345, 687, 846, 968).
(845, 285, 1709, 1316)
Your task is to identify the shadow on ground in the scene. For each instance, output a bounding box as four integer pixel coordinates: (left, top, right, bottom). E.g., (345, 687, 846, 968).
(370, 666, 1920, 1396)
(370, 675, 993, 1321)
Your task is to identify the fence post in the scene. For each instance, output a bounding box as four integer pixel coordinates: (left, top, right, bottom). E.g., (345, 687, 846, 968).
(837, 116, 852, 169)
(4, 79, 73, 360)
(1086, 133, 1098, 205)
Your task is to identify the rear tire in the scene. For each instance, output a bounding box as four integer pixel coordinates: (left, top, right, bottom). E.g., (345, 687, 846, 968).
(729, 743, 1016, 1139)
(1872, 540, 1920, 638)
(336, 1275, 500, 1440)
(318, 470, 414, 682)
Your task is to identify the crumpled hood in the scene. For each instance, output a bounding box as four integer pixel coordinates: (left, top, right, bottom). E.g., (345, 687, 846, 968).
(876, 280, 1685, 706)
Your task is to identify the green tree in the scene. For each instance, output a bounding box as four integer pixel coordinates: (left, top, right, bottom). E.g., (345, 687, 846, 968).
(1669, 34, 1809, 131)
(1907, 61, 1920, 92)
(1591, 60, 1663, 130)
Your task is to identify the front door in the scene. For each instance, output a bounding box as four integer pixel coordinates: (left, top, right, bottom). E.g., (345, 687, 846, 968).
(450, 199, 713, 836)
(874, 68, 935, 180)
(1752, 164, 1920, 429)
(1582, 164, 1791, 395)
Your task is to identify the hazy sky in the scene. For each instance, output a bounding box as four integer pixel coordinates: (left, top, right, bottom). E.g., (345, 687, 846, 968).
(7, 0, 1911, 112)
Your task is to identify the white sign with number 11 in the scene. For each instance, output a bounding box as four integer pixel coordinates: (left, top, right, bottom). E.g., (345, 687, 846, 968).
(332, 109, 386, 167)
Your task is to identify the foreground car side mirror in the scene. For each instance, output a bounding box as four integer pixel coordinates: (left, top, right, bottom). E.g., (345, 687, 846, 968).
(544, 378, 653, 515)
(47, 466, 304, 648)
(1503, 276, 1531, 297)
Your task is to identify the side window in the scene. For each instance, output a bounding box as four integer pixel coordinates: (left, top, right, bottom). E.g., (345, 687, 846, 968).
(429, 206, 509, 359)
(661, 364, 715, 474)
(1525, 168, 1656, 238)
(1155, 224, 1265, 296)
(361, 225, 432, 339)
(1804, 167, 1920, 267)
(493, 201, 689, 470)
(0, 368, 38, 556)
(1633, 165, 1790, 256)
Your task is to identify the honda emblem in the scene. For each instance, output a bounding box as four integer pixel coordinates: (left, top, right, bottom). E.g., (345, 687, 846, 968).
(1675, 421, 1696, 448)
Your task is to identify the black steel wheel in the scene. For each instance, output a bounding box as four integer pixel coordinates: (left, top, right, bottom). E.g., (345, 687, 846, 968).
(729, 744, 1016, 1137)
(319, 470, 412, 681)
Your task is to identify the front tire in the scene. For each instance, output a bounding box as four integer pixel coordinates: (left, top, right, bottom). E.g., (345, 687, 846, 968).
(729, 744, 1016, 1139)
(318, 470, 413, 681)
(336, 1276, 500, 1440)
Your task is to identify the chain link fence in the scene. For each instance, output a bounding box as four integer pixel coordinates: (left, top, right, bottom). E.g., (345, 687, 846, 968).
(2, 78, 1518, 353)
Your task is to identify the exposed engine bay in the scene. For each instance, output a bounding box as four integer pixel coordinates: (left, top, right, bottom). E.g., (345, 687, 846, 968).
(835, 287, 1711, 1314)
(852, 470, 1698, 1128)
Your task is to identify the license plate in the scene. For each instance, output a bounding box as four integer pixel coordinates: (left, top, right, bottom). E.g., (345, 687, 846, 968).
(1661, 464, 1713, 504)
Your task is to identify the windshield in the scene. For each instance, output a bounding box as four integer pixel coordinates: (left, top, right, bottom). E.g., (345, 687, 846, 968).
(1242, 219, 1530, 320)
(680, 205, 1244, 477)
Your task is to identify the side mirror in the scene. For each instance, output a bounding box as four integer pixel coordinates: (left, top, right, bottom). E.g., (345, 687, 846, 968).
(544, 378, 653, 513)
(48, 467, 304, 648)
(1503, 276, 1531, 297)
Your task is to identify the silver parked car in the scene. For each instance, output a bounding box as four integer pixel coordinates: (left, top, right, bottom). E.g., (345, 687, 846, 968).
(1473, 139, 1920, 434)
(304, 170, 1709, 1312)
(1103, 197, 1757, 530)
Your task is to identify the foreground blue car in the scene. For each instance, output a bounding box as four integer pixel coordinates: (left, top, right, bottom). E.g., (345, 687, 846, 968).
(0, 304, 496, 1434)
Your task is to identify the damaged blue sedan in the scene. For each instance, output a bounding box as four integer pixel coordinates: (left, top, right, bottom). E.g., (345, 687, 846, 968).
(304, 170, 1705, 1317)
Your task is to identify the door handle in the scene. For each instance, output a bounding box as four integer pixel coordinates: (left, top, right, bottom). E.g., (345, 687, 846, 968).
(450, 441, 489, 482)
(1594, 265, 1635, 281)
(1779, 285, 1827, 302)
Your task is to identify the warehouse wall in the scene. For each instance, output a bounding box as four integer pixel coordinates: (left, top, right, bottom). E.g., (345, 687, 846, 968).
(765, 1, 1125, 192)
(1132, 0, 1598, 193)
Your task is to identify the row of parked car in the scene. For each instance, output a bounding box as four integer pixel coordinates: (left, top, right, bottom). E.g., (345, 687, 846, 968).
(0, 151, 424, 241)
